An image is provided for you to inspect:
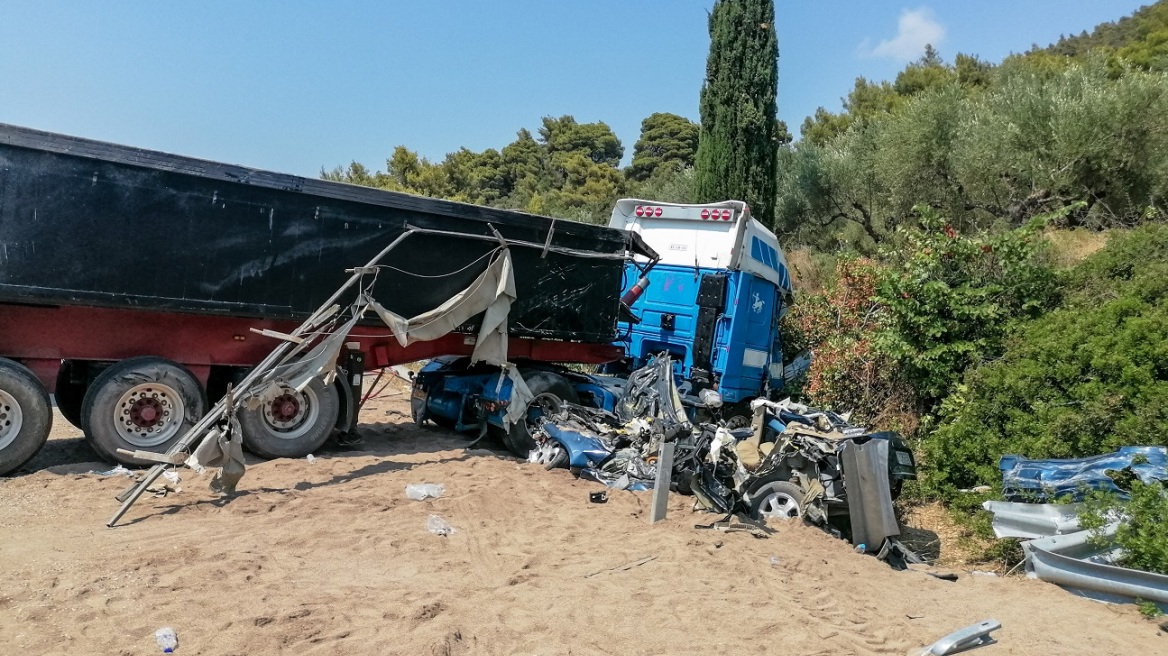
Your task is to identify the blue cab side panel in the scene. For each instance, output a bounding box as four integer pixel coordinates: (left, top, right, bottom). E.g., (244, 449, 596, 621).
(617, 262, 785, 403)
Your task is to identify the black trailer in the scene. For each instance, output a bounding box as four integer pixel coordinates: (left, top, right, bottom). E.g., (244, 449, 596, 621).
(0, 123, 633, 475)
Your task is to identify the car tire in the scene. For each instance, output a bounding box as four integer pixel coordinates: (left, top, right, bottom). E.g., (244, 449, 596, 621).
(496, 371, 578, 457)
(749, 480, 806, 521)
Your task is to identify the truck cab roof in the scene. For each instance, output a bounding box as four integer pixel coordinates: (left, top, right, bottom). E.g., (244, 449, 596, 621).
(609, 198, 792, 296)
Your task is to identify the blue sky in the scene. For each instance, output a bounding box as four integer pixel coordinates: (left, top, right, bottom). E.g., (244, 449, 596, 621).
(0, 1, 1149, 175)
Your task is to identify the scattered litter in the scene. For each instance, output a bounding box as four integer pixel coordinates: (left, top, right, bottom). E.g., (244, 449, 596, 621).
(426, 514, 455, 536)
(584, 555, 657, 578)
(919, 619, 1000, 656)
(589, 491, 608, 504)
(405, 483, 445, 500)
(768, 555, 780, 566)
(306, 454, 317, 464)
(91, 465, 135, 477)
(694, 514, 774, 539)
(146, 485, 178, 498)
(154, 627, 178, 653)
(853, 543, 867, 553)
(970, 571, 999, 578)
(162, 470, 181, 485)
(908, 564, 960, 582)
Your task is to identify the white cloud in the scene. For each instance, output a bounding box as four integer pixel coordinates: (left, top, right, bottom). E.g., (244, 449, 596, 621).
(862, 7, 946, 62)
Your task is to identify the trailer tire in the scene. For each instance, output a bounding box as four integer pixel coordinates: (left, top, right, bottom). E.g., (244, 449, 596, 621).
(239, 377, 340, 459)
(81, 357, 206, 466)
(0, 359, 53, 476)
(497, 371, 578, 457)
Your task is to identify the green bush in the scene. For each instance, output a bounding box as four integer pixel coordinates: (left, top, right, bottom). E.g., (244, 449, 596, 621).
(1080, 481, 1168, 576)
(874, 207, 1060, 408)
(782, 258, 914, 427)
(925, 225, 1168, 495)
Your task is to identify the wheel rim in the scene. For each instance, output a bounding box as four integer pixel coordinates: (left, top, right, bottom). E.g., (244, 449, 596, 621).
(114, 383, 185, 448)
(724, 414, 751, 430)
(524, 393, 561, 433)
(534, 442, 565, 466)
(0, 388, 25, 451)
(261, 386, 320, 440)
(759, 491, 801, 519)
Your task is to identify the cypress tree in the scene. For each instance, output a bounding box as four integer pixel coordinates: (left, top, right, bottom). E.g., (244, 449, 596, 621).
(693, 0, 779, 226)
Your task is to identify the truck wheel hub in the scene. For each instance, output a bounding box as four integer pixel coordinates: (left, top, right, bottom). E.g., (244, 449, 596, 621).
(0, 389, 24, 451)
(129, 398, 163, 426)
(270, 394, 302, 423)
(261, 387, 320, 439)
(115, 384, 184, 448)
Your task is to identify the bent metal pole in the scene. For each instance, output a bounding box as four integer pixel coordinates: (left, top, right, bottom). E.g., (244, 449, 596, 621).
(106, 226, 419, 527)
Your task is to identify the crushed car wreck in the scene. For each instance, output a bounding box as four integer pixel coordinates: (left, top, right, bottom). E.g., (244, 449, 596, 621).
(525, 355, 919, 553)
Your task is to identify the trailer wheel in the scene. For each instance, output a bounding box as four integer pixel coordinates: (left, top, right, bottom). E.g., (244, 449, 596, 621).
(81, 357, 206, 465)
(238, 377, 339, 459)
(0, 359, 53, 476)
(497, 371, 578, 457)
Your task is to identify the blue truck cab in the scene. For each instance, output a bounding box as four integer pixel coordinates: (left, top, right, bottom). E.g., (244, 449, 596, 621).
(608, 199, 793, 407)
(411, 198, 797, 453)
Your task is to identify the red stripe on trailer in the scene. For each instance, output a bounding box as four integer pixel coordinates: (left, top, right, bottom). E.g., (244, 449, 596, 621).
(0, 303, 623, 392)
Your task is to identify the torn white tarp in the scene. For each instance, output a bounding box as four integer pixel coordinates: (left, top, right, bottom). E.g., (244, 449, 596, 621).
(502, 367, 534, 429)
(273, 300, 368, 392)
(185, 417, 247, 495)
(370, 248, 515, 366)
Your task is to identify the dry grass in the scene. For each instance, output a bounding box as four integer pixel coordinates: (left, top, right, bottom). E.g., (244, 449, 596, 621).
(898, 501, 1007, 571)
(785, 248, 836, 294)
(1043, 228, 1112, 269)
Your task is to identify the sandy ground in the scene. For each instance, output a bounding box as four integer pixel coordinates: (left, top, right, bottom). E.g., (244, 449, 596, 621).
(1, 389, 1164, 655)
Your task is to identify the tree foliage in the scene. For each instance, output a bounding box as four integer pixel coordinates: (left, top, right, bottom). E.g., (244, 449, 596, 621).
(694, 0, 780, 225)
(1042, 0, 1168, 71)
(780, 55, 1168, 251)
(874, 208, 1060, 407)
(628, 113, 699, 181)
(1081, 481, 1168, 576)
(322, 116, 635, 223)
(925, 225, 1168, 494)
(783, 258, 914, 427)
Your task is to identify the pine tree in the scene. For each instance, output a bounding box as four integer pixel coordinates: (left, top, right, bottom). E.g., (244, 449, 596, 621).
(693, 0, 779, 226)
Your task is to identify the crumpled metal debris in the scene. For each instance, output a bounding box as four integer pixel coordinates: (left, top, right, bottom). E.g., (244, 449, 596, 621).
(981, 500, 1086, 539)
(1000, 446, 1168, 502)
(981, 447, 1168, 610)
(1022, 524, 1168, 607)
(527, 361, 918, 560)
(529, 354, 689, 491)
